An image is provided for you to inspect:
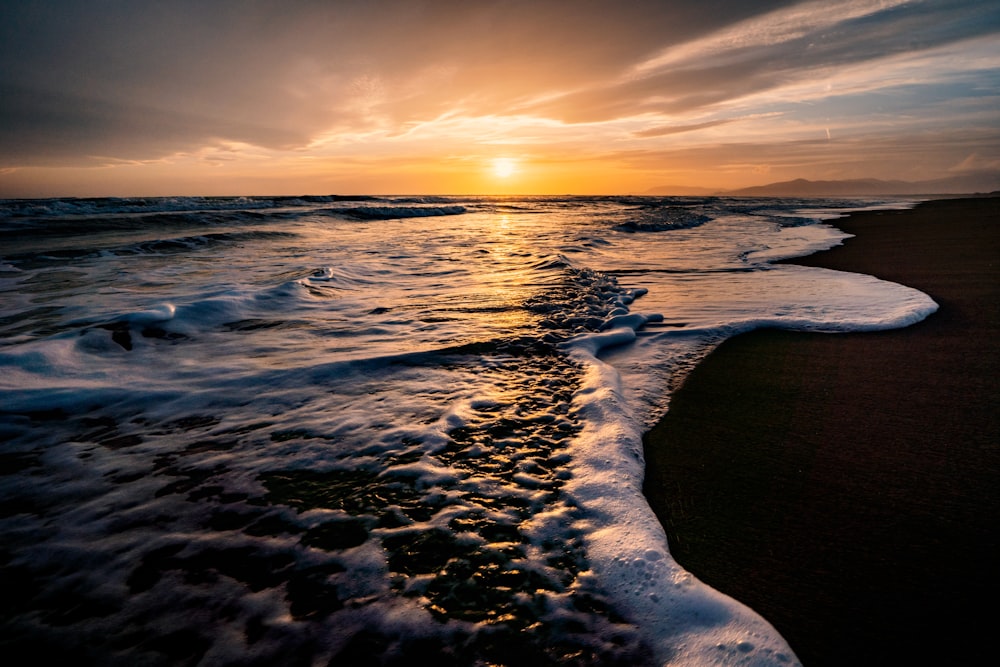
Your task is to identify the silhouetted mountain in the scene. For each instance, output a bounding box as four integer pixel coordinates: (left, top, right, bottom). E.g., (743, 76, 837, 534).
(643, 172, 1000, 197)
(720, 172, 1000, 196)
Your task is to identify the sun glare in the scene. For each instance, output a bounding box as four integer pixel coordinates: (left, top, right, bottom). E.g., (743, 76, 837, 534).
(492, 157, 518, 178)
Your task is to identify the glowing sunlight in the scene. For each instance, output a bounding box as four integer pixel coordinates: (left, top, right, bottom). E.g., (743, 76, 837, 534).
(1, 1, 997, 198)
(492, 157, 519, 179)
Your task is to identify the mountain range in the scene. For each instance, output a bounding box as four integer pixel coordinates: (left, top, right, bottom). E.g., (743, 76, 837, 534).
(645, 172, 1000, 197)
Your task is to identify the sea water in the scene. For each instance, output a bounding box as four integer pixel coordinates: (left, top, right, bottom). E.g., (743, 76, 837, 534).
(0, 195, 935, 665)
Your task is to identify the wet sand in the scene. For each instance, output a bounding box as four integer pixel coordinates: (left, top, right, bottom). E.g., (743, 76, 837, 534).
(642, 196, 999, 665)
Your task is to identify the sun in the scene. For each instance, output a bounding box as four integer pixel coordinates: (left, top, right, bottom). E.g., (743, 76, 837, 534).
(491, 157, 518, 178)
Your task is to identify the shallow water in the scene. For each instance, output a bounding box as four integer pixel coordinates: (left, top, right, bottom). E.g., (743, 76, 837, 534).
(0, 195, 935, 665)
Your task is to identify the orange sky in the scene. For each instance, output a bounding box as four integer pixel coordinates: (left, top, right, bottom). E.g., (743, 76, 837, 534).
(2, 1, 999, 197)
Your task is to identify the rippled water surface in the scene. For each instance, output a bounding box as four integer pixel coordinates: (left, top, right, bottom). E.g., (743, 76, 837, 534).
(0, 195, 934, 665)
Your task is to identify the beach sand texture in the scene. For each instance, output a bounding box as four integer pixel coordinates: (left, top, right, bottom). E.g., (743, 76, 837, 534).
(643, 197, 999, 666)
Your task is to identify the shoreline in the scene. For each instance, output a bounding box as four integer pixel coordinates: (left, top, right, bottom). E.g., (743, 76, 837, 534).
(642, 196, 999, 665)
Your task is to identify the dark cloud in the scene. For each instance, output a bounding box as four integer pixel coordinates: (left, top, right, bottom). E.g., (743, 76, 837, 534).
(0, 0, 801, 166)
(0, 0, 997, 178)
(527, 0, 1000, 122)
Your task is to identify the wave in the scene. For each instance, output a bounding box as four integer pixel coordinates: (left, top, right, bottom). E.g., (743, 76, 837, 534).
(2, 230, 298, 265)
(118, 230, 298, 256)
(328, 205, 468, 221)
(0, 194, 385, 222)
(612, 205, 712, 232)
(0, 193, 943, 667)
(378, 196, 462, 205)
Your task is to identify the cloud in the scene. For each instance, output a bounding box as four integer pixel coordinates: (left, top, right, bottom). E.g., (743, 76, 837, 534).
(606, 123, 1000, 182)
(629, 0, 916, 75)
(0, 0, 997, 195)
(634, 119, 740, 138)
(950, 153, 1000, 173)
(634, 111, 788, 138)
(0, 0, 798, 166)
(527, 0, 1000, 124)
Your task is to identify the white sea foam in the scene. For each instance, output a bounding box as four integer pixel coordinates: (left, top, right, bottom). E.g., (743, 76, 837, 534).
(0, 194, 935, 665)
(560, 261, 935, 664)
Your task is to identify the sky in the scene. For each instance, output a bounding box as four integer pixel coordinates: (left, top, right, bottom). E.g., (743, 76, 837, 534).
(1, 0, 999, 197)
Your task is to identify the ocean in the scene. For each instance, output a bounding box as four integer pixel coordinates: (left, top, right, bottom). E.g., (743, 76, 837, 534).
(0, 195, 937, 666)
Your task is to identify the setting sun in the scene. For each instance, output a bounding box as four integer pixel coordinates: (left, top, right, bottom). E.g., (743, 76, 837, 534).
(492, 157, 518, 179)
(0, 1, 996, 199)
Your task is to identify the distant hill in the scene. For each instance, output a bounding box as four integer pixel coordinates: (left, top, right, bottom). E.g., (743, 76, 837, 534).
(645, 172, 1000, 197)
(722, 173, 1000, 197)
(725, 178, 913, 196)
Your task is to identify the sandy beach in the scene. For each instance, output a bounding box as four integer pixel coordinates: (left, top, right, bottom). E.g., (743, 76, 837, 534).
(643, 197, 999, 665)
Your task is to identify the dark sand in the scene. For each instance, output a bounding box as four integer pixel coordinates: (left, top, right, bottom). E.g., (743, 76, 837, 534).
(642, 197, 999, 666)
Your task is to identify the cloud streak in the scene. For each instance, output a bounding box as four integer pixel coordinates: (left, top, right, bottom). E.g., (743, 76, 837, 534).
(0, 0, 997, 194)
